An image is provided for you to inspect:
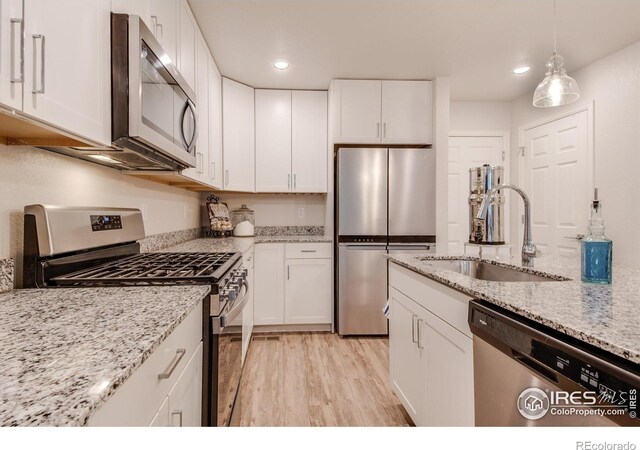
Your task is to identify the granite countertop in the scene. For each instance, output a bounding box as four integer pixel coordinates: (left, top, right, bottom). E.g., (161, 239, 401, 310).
(0, 285, 210, 426)
(157, 235, 332, 254)
(385, 253, 640, 365)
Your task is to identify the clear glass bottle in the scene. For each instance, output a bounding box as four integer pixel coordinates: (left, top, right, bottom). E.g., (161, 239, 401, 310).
(581, 189, 612, 284)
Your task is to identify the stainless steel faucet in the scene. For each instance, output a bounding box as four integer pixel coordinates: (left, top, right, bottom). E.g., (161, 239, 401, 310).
(476, 183, 538, 267)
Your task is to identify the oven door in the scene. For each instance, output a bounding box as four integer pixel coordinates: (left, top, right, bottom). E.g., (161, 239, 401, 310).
(112, 13, 197, 169)
(215, 278, 250, 426)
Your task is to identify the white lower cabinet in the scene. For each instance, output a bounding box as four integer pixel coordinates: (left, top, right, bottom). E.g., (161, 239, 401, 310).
(88, 299, 203, 426)
(254, 243, 332, 326)
(388, 263, 474, 426)
(389, 287, 425, 424)
(166, 342, 203, 427)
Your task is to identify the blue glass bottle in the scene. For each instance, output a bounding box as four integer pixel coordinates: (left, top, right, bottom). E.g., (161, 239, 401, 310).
(581, 189, 612, 284)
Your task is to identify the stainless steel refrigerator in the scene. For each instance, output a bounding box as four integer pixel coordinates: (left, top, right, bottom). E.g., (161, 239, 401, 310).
(336, 147, 436, 335)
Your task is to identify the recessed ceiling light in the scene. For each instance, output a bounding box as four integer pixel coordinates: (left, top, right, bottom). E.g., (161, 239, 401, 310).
(512, 66, 531, 74)
(273, 60, 290, 70)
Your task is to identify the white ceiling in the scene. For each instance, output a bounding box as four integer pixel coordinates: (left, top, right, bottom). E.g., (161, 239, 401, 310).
(188, 0, 640, 101)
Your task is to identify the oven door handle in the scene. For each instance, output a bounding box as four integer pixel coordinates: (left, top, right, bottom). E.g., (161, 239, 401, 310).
(219, 279, 250, 328)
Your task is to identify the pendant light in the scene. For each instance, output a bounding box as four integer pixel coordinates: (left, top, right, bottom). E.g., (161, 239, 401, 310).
(532, 0, 580, 107)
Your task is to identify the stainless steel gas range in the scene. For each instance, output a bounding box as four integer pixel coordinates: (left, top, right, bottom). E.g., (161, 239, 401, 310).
(22, 205, 249, 427)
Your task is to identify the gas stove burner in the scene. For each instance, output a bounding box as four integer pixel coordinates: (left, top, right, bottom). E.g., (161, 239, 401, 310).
(49, 252, 240, 286)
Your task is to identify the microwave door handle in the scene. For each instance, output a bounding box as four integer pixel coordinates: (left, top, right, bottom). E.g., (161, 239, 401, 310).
(180, 98, 198, 153)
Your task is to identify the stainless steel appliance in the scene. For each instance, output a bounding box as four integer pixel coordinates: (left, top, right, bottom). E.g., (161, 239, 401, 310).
(336, 147, 436, 335)
(43, 14, 197, 171)
(469, 165, 505, 244)
(22, 205, 248, 427)
(469, 301, 640, 426)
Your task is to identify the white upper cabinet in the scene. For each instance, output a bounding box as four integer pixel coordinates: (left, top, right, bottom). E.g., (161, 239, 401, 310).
(255, 89, 292, 192)
(177, 0, 196, 91)
(292, 90, 328, 193)
(111, 0, 151, 29)
(149, 0, 178, 64)
(255, 89, 328, 193)
(222, 77, 255, 192)
(381, 81, 432, 144)
(23, 0, 111, 145)
(208, 57, 223, 189)
(0, 0, 23, 110)
(333, 80, 382, 144)
(182, 35, 210, 183)
(333, 79, 432, 145)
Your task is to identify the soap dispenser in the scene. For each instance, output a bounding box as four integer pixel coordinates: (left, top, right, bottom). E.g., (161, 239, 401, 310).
(581, 188, 612, 284)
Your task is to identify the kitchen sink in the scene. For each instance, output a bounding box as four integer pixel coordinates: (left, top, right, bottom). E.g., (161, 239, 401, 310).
(423, 259, 560, 282)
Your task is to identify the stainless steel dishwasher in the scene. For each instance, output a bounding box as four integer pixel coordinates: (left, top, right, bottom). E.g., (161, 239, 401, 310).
(469, 301, 640, 426)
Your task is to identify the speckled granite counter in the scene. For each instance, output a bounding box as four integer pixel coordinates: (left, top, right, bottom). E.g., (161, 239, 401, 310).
(157, 235, 332, 254)
(0, 285, 209, 426)
(385, 253, 640, 365)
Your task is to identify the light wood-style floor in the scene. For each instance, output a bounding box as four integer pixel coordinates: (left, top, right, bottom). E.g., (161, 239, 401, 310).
(230, 332, 412, 427)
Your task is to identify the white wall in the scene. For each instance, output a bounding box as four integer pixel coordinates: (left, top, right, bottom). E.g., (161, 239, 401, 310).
(510, 40, 640, 266)
(211, 193, 326, 227)
(0, 145, 201, 262)
(450, 101, 511, 132)
(434, 77, 451, 249)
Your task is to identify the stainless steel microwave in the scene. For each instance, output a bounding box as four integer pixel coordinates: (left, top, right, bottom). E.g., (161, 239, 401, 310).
(111, 13, 197, 170)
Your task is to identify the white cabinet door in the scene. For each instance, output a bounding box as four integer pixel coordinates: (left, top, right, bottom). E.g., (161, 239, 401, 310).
(208, 57, 223, 189)
(149, 396, 169, 427)
(111, 0, 151, 29)
(253, 243, 284, 325)
(149, 0, 177, 64)
(389, 287, 425, 425)
(177, 0, 196, 91)
(255, 89, 292, 192)
(423, 309, 474, 426)
(334, 80, 381, 144)
(292, 90, 328, 193)
(167, 342, 203, 427)
(381, 80, 432, 145)
(23, 0, 111, 145)
(0, 0, 23, 110)
(222, 77, 255, 192)
(284, 258, 331, 324)
(181, 36, 209, 183)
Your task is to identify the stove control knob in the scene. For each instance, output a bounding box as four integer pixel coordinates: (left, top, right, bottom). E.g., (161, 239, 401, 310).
(227, 284, 239, 301)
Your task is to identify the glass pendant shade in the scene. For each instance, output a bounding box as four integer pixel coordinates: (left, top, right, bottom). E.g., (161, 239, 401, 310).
(533, 53, 580, 107)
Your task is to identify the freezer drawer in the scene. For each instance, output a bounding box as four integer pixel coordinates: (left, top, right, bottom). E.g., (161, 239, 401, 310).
(388, 148, 436, 238)
(337, 245, 388, 335)
(337, 148, 388, 237)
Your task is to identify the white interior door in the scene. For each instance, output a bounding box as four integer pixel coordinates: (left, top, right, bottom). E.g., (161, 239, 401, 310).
(521, 110, 590, 258)
(448, 136, 507, 254)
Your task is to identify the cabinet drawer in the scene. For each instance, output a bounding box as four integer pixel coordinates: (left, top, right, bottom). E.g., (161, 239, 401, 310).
(285, 242, 332, 259)
(389, 263, 473, 338)
(89, 300, 203, 426)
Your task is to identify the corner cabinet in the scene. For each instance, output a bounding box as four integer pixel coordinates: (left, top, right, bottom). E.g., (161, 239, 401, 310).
(222, 77, 255, 192)
(254, 243, 332, 326)
(332, 79, 432, 145)
(255, 89, 327, 193)
(388, 263, 474, 426)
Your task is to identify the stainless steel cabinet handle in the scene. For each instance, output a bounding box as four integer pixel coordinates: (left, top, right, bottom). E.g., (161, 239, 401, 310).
(151, 15, 158, 34)
(293, 173, 297, 189)
(383, 123, 387, 138)
(156, 23, 163, 45)
(158, 348, 186, 379)
(288, 174, 291, 189)
(32, 34, 45, 94)
(376, 122, 380, 138)
(287, 265, 290, 280)
(225, 170, 229, 187)
(301, 250, 316, 253)
(196, 152, 204, 173)
(417, 319, 424, 349)
(171, 410, 183, 427)
(10, 18, 23, 83)
(411, 315, 417, 343)
(210, 162, 215, 180)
